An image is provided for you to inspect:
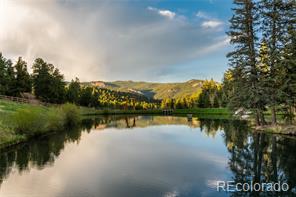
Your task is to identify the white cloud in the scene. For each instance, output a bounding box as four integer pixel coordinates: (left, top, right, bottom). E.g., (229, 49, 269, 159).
(0, 1, 228, 81)
(147, 6, 176, 19)
(201, 20, 223, 28)
(196, 11, 224, 29)
(158, 10, 176, 19)
(196, 11, 209, 19)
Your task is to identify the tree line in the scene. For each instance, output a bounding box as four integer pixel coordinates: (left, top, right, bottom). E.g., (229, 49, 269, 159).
(222, 0, 295, 125)
(0, 52, 226, 110)
(0, 54, 159, 109)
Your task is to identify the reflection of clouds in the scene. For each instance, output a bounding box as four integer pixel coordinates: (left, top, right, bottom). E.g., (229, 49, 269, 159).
(0, 125, 229, 197)
(163, 190, 179, 197)
(206, 179, 220, 189)
(194, 151, 227, 167)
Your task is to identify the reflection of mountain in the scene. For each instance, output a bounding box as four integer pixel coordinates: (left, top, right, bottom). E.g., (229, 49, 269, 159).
(0, 116, 295, 196)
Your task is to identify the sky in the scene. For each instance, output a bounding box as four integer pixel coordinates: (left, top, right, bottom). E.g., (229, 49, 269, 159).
(0, 0, 233, 82)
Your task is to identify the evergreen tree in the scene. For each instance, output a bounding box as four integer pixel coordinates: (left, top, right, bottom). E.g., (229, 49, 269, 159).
(91, 90, 100, 108)
(32, 58, 65, 103)
(280, 15, 296, 122)
(14, 57, 32, 95)
(79, 87, 93, 107)
(5, 62, 17, 96)
(51, 68, 66, 103)
(259, 0, 287, 124)
(227, 0, 264, 125)
(0, 53, 13, 95)
(66, 78, 81, 104)
(32, 58, 52, 101)
(198, 91, 210, 108)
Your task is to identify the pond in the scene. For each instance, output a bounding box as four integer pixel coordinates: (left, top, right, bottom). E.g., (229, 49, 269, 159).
(0, 115, 295, 197)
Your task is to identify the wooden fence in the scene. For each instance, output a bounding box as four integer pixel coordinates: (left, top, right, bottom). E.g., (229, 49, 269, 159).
(0, 95, 55, 107)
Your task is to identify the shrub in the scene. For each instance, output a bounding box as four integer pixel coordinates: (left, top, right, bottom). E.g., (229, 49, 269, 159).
(10, 103, 81, 137)
(60, 103, 81, 127)
(46, 107, 65, 131)
(12, 108, 47, 135)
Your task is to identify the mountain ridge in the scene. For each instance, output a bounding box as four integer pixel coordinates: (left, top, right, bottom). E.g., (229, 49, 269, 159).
(82, 79, 207, 100)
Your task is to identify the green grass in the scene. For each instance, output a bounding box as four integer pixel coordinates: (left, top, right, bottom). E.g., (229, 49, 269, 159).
(0, 99, 39, 113)
(0, 100, 81, 148)
(0, 115, 26, 147)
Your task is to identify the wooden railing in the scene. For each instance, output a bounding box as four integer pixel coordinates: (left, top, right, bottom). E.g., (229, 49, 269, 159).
(0, 95, 54, 107)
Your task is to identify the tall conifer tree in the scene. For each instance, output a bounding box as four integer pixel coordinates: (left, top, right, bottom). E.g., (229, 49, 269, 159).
(259, 0, 287, 124)
(227, 0, 264, 125)
(14, 57, 32, 95)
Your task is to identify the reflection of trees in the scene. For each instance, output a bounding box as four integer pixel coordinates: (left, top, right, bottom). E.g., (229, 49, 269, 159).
(0, 116, 295, 196)
(86, 115, 202, 130)
(125, 117, 136, 128)
(223, 131, 296, 196)
(0, 116, 141, 187)
(0, 125, 84, 187)
(199, 119, 222, 137)
(199, 118, 296, 196)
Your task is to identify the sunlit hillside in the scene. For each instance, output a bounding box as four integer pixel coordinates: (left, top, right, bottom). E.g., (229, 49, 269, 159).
(83, 79, 208, 100)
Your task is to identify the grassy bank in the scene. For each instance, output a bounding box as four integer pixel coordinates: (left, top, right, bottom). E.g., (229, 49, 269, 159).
(0, 99, 233, 147)
(0, 100, 80, 148)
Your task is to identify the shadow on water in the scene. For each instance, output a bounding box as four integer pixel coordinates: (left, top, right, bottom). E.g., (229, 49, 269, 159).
(0, 115, 295, 196)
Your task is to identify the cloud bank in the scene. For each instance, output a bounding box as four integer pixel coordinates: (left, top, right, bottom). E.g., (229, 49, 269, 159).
(0, 0, 228, 81)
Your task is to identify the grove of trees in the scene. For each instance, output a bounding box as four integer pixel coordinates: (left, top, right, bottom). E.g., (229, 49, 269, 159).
(223, 0, 296, 125)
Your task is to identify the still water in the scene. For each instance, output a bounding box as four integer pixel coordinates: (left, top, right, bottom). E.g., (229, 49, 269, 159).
(0, 116, 295, 197)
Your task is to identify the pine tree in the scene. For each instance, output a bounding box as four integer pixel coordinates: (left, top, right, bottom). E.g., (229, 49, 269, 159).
(279, 1, 296, 122)
(5, 63, 16, 96)
(259, 0, 287, 124)
(66, 78, 81, 104)
(14, 57, 32, 95)
(32, 58, 65, 103)
(227, 0, 265, 125)
(51, 68, 66, 103)
(79, 87, 93, 107)
(0, 53, 13, 95)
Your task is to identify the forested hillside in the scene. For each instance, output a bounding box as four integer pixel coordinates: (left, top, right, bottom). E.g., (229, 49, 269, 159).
(83, 79, 205, 100)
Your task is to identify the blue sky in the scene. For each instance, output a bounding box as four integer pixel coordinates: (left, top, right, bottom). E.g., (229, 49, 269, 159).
(0, 0, 234, 82)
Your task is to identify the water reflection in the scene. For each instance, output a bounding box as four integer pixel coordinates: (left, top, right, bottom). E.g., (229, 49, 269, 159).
(0, 115, 295, 196)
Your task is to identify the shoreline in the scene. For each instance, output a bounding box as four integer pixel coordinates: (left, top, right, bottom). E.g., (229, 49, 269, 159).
(254, 125, 296, 136)
(0, 107, 232, 149)
(1, 114, 295, 150)
(1, 99, 295, 150)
